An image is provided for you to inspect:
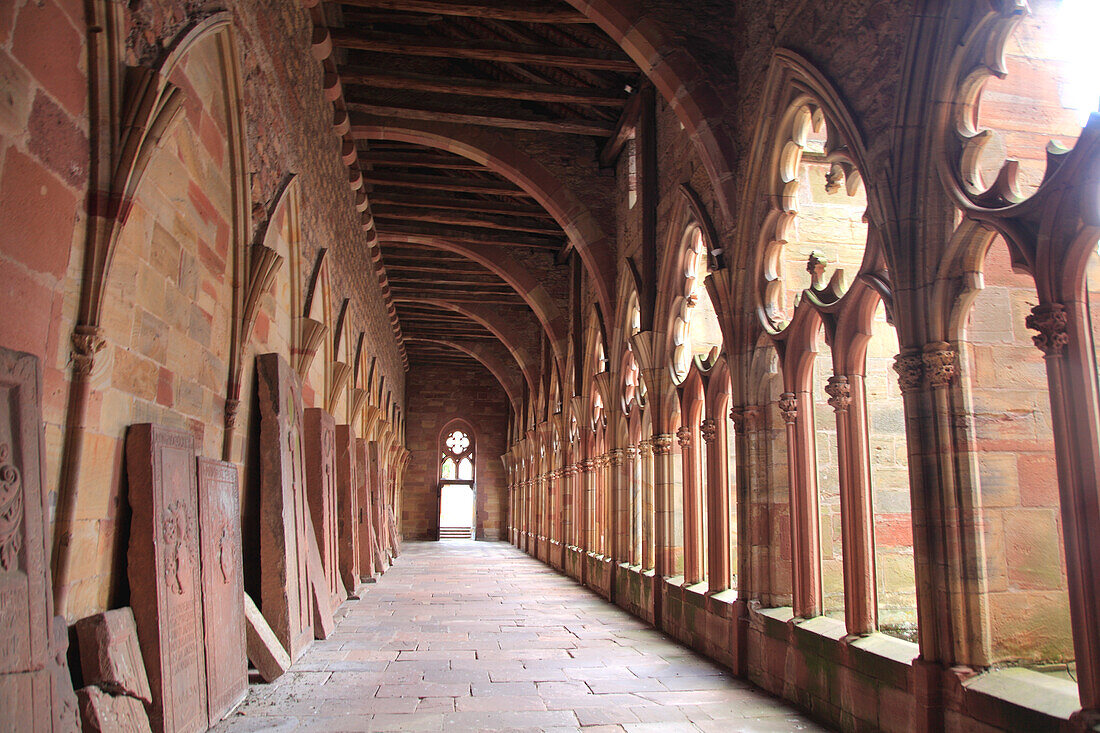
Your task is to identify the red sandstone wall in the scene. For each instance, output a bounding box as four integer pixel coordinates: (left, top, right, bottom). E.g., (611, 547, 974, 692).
(403, 363, 509, 541)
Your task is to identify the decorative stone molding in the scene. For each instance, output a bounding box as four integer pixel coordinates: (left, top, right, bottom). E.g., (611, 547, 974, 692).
(893, 353, 923, 394)
(608, 449, 624, 467)
(652, 434, 675, 455)
(778, 393, 798, 424)
(71, 326, 106, 377)
(1026, 303, 1070, 356)
(700, 419, 718, 444)
(624, 445, 639, 459)
(825, 376, 851, 412)
(223, 398, 241, 430)
(562, 463, 578, 477)
(922, 345, 957, 389)
(581, 459, 595, 473)
(676, 426, 692, 448)
(638, 440, 653, 457)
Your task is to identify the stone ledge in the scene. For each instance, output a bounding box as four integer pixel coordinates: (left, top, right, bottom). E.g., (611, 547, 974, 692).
(963, 667, 1080, 725)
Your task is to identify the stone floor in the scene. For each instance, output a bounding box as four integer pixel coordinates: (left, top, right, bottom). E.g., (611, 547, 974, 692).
(217, 541, 830, 732)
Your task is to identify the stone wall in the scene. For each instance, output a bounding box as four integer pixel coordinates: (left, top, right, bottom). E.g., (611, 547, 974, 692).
(403, 362, 509, 541)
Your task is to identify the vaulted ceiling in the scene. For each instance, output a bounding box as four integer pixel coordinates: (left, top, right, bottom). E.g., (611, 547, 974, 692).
(319, 0, 644, 406)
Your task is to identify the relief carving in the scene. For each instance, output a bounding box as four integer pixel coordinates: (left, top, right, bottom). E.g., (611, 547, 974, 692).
(162, 501, 194, 596)
(893, 353, 923, 394)
(1026, 302, 1070, 356)
(779, 393, 798, 424)
(825, 376, 851, 412)
(0, 443, 23, 572)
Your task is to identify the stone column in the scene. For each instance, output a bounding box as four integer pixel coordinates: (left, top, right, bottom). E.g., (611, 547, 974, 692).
(827, 374, 876, 636)
(701, 418, 730, 593)
(781, 391, 821, 619)
(608, 449, 625, 564)
(580, 458, 595, 553)
(678, 425, 703, 584)
(625, 445, 640, 566)
(640, 440, 656, 571)
(651, 433, 676, 578)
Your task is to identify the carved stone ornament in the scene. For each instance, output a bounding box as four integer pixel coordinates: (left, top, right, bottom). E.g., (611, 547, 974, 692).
(223, 398, 241, 430)
(743, 406, 763, 431)
(0, 442, 23, 571)
(778, 393, 798, 424)
(922, 345, 957, 389)
(825, 376, 851, 412)
(581, 459, 596, 472)
(893, 353, 923, 393)
(608, 449, 624, 467)
(1026, 303, 1070, 356)
(562, 464, 577, 477)
(652, 434, 675, 455)
(676, 425, 692, 448)
(71, 326, 106, 377)
(624, 445, 638, 459)
(699, 419, 718, 444)
(638, 440, 653, 457)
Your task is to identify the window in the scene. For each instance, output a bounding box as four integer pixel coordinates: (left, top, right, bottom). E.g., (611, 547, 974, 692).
(438, 425, 476, 540)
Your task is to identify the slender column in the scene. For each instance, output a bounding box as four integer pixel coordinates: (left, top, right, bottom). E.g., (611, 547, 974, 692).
(580, 458, 595, 552)
(651, 434, 676, 577)
(562, 463, 575, 548)
(1028, 303, 1100, 718)
(678, 425, 703, 584)
(827, 375, 876, 636)
(782, 392, 821, 619)
(701, 418, 730, 592)
(608, 449, 625, 563)
(625, 445, 640, 565)
(638, 440, 655, 569)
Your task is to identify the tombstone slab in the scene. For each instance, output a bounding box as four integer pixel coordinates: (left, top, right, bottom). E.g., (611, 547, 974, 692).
(334, 425, 361, 597)
(126, 423, 207, 733)
(304, 409, 344, 611)
(0, 347, 75, 731)
(243, 593, 289, 682)
(77, 686, 152, 733)
(304, 518, 335, 640)
(196, 458, 247, 722)
(75, 607, 152, 703)
(256, 353, 313, 661)
(354, 438, 376, 582)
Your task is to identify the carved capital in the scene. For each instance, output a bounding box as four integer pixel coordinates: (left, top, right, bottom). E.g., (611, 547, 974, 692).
(778, 392, 798, 424)
(581, 459, 595, 473)
(638, 440, 653, 457)
(608, 449, 624, 467)
(1026, 303, 1070, 356)
(223, 398, 241, 429)
(922, 345, 957, 389)
(675, 425, 692, 448)
(700, 418, 718, 444)
(71, 326, 106, 377)
(744, 406, 763, 431)
(893, 353, 923, 394)
(562, 464, 578, 477)
(652, 434, 675, 455)
(624, 445, 639, 458)
(825, 376, 851, 412)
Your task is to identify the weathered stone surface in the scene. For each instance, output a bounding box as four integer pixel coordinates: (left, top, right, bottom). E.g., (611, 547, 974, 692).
(305, 512, 335, 640)
(334, 425, 362, 597)
(76, 685, 151, 733)
(125, 423, 208, 733)
(243, 593, 289, 683)
(0, 347, 69, 730)
(256, 353, 313, 662)
(75, 607, 152, 703)
(354, 438, 376, 582)
(304, 408, 344, 611)
(50, 615, 80, 732)
(196, 458, 247, 722)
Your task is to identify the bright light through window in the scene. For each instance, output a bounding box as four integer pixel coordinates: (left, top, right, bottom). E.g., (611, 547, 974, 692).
(1058, 0, 1100, 124)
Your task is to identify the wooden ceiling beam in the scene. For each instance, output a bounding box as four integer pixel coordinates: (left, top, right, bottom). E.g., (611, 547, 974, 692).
(367, 193, 553, 219)
(372, 207, 562, 236)
(360, 171, 529, 196)
(341, 68, 628, 107)
(377, 221, 564, 249)
(337, 0, 592, 24)
(359, 151, 487, 171)
(331, 30, 636, 72)
(384, 262, 494, 275)
(349, 103, 615, 137)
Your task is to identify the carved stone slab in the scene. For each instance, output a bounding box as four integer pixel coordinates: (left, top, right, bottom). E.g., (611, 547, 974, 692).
(334, 426, 361, 597)
(75, 607, 152, 703)
(354, 438, 376, 582)
(196, 458, 247, 722)
(243, 593, 289, 683)
(0, 347, 55, 730)
(126, 423, 208, 733)
(255, 353, 313, 661)
(77, 686, 152, 733)
(304, 409, 344, 611)
(304, 516, 335, 640)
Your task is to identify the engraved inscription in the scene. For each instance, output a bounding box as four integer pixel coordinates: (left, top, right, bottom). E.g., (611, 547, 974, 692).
(0, 443, 23, 572)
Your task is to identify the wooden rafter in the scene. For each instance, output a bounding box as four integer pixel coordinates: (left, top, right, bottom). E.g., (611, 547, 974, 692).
(372, 206, 562, 236)
(376, 222, 564, 249)
(360, 171, 530, 196)
(337, 0, 592, 24)
(348, 102, 615, 136)
(341, 68, 628, 107)
(367, 193, 553, 219)
(331, 31, 636, 72)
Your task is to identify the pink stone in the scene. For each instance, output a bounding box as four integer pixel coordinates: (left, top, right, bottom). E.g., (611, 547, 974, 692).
(75, 607, 152, 704)
(77, 686, 152, 733)
(125, 423, 208, 733)
(196, 457, 247, 722)
(335, 425, 362, 597)
(304, 408, 344, 610)
(256, 353, 314, 661)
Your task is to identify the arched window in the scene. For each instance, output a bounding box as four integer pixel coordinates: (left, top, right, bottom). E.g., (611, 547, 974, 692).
(438, 423, 476, 540)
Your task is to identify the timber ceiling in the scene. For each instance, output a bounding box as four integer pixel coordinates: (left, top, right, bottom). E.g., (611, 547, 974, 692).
(320, 0, 642, 395)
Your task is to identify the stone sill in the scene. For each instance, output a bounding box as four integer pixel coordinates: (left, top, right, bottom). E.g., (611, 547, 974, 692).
(964, 667, 1081, 722)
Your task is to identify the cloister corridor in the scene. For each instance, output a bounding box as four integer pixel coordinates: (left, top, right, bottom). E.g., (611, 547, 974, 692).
(216, 542, 825, 732)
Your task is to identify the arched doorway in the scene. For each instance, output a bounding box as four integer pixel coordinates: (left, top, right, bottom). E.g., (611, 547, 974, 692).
(439, 422, 476, 540)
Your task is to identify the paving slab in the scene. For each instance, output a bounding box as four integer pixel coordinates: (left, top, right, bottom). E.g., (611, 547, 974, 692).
(214, 541, 829, 732)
